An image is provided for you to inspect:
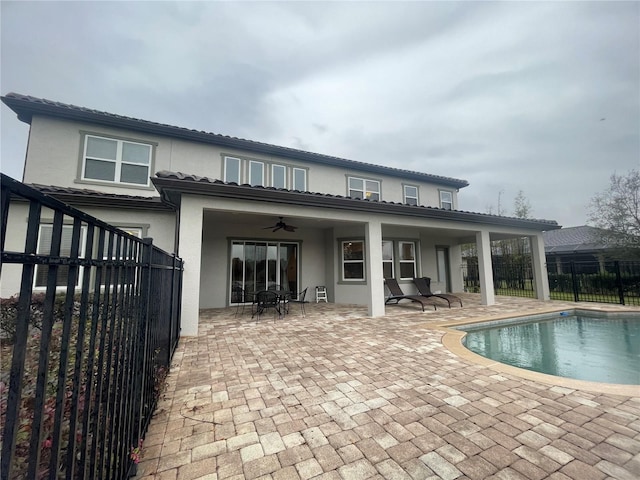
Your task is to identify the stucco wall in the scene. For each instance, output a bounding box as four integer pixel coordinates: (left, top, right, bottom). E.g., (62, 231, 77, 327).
(23, 115, 460, 208)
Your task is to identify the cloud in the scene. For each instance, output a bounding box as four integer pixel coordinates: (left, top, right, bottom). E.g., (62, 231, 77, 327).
(1, 1, 638, 228)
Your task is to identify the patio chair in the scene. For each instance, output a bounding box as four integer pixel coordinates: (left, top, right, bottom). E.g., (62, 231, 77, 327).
(232, 284, 257, 316)
(384, 278, 438, 311)
(287, 287, 309, 317)
(413, 277, 463, 308)
(254, 290, 281, 322)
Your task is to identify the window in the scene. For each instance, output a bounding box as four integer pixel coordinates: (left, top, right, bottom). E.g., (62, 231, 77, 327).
(404, 185, 418, 206)
(398, 242, 416, 280)
(293, 168, 307, 191)
(35, 224, 86, 288)
(249, 161, 264, 186)
(342, 241, 365, 281)
(224, 157, 241, 183)
(382, 241, 394, 279)
(82, 135, 151, 186)
(272, 164, 286, 189)
(348, 177, 380, 201)
(440, 191, 453, 210)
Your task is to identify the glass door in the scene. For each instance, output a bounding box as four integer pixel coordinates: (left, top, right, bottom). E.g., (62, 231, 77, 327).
(230, 241, 299, 304)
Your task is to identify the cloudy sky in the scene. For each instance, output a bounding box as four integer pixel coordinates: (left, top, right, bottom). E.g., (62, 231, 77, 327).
(1, 1, 638, 227)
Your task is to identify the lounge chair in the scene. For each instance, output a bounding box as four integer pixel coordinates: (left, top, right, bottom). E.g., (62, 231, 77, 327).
(384, 278, 439, 311)
(413, 277, 463, 308)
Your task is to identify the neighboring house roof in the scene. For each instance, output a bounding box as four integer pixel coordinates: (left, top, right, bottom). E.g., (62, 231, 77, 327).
(542, 225, 608, 254)
(2, 92, 469, 189)
(152, 171, 560, 231)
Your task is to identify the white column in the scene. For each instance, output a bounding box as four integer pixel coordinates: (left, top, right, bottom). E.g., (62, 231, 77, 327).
(365, 220, 386, 317)
(476, 230, 495, 305)
(530, 233, 551, 301)
(178, 197, 203, 336)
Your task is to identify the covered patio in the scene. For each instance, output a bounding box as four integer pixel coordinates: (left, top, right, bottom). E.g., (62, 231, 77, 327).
(135, 295, 639, 480)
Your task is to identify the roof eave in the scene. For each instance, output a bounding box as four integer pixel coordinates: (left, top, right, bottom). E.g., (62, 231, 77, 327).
(151, 176, 559, 231)
(2, 94, 469, 189)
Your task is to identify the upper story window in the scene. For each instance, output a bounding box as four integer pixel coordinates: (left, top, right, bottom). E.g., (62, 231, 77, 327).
(404, 185, 419, 206)
(272, 164, 286, 189)
(224, 157, 241, 184)
(82, 135, 152, 186)
(342, 240, 365, 281)
(293, 168, 307, 191)
(440, 190, 453, 210)
(223, 156, 306, 190)
(249, 161, 264, 186)
(348, 177, 380, 201)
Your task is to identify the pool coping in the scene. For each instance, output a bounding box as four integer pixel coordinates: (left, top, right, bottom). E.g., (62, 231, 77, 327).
(427, 305, 640, 397)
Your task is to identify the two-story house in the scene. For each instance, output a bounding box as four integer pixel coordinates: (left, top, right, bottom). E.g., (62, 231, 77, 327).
(1, 93, 560, 335)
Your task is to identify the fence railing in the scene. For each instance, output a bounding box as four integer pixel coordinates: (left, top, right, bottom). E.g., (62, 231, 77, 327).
(0, 174, 183, 480)
(462, 256, 640, 306)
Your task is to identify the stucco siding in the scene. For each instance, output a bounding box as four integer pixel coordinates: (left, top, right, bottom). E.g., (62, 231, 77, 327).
(24, 115, 460, 208)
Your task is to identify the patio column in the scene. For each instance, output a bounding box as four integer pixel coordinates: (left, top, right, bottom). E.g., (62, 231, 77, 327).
(365, 220, 386, 317)
(530, 233, 551, 301)
(178, 197, 203, 336)
(476, 230, 495, 305)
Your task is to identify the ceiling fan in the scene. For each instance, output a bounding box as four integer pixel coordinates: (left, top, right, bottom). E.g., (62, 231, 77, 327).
(263, 217, 297, 232)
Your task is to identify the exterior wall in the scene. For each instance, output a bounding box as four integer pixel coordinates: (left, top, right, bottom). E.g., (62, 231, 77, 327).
(199, 220, 327, 309)
(24, 115, 459, 209)
(0, 200, 175, 297)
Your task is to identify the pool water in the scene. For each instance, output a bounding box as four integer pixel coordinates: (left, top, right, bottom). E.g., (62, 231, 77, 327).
(461, 312, 640, 385)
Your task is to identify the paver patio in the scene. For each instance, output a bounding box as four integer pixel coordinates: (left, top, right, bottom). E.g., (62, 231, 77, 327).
(136, 295, 640, 480)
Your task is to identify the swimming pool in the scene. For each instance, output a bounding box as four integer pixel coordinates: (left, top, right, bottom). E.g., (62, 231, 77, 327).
(460, 310, 640, 385)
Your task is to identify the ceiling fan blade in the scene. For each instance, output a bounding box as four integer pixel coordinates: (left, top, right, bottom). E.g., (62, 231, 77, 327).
(272, 226, 282, 232)
(284, 225, 297, 232)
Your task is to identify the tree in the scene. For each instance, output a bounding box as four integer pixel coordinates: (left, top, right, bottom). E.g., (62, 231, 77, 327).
(588, 169, 640, 258)
(513, 190, 532, 219)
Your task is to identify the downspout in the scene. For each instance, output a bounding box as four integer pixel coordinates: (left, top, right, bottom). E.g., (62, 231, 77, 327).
(159, 190, 181, 254)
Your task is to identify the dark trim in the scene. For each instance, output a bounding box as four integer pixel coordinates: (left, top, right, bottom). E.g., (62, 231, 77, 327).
(151, 174, 560, 231)
(2, 93, 469, 189)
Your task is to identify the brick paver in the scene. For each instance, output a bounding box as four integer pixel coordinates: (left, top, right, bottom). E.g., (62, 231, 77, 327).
(136, 297, 639, 479)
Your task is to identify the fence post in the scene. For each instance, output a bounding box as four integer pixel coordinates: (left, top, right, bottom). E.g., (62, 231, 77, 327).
(570, 261, 579, 302)
(614, 261, 625, 305)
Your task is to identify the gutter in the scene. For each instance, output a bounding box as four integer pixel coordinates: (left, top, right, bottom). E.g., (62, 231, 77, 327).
(151, 175, 561, 231)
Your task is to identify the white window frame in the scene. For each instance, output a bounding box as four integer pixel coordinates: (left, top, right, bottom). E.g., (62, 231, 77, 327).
(82, 134, 152, 186)
(348, 177, 380, 201)
(382, 240, 394, 279)
(341, 240, 365, 281)
(224, 156, 242, 184)
(272, 164, 287, 189)
(440, 190, 453, 210)
(292, 167, 307, 191)
(34, 224, 87, 289)
(403, 185, 419, 206)
(249, 160, 265, 186)
(398, 241, 417, 280)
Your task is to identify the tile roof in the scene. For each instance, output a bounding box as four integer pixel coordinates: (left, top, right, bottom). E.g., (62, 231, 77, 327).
(25, 183, 171, 210)
(2, 92, 469, 189)
(153, 170, 560, 229)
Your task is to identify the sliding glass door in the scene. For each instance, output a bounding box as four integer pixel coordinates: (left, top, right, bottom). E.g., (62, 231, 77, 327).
(230, 241, 298, 303)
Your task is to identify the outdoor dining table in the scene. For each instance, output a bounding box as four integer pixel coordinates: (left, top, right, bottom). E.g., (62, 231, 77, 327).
(251, 289, 293, 318)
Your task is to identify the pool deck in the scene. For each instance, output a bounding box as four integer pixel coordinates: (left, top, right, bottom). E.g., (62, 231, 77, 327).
(136, 295, 640, 480)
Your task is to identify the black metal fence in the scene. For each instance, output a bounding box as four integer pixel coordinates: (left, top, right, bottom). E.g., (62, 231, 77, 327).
(1, 174, 183, 479)
(548, 260, 640, 305)
(462, 256, 640, 305)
